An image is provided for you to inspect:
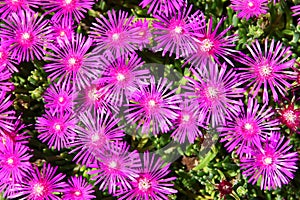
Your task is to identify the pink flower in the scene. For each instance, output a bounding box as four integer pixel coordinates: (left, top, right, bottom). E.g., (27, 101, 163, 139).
(63, 176, 95, 200)
(0, 0, 40, 19)
(231, 0, 269, 20)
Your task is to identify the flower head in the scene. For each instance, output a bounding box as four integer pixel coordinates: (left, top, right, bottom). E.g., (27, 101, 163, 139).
(36, 110, 77, 151)
(236, 39, 296, 103)
(9, 163, 67, 200)
(240, 132, 298, 190)
(125, 76, 181, 135)
(43, 80, 77, 113)
(49, 19, 74, 46)
(230, 0, 268, 20)
(89, 142, 141, 194)
(69, 109, 125, 165)
(1, 116, 30, 144)
(277, 97, 300, 133)
(116, 152, 177, 200)
(42, 0, 94, 22)
(171, 101, 206, 143)
(0, 10, 51, 62)
(219, 97, 280, 156)
(139, 0, 185, 16)
(0, 45, 18, 72)
(0, 138, 32, 182)
(90, 10, 141, 56)
(153, 6, 205, 58)
(63, 176, 95, 200)
(44, 33, 100, 90)
(184, 62, 244, 127)
(95, 53, 149, 106)
(0, 0, 40, 19)
(132, 19, 152, 50)
(185, 17, 238, 68)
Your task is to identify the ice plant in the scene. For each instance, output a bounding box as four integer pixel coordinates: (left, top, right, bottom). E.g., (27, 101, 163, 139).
(0, 65, 13, 92)
(230, 0, 268, 20)
(90, 9, 141, 56)
(139, 0, 185, 16)
(95, 53, 149, 106)
(153, 6, 205, 59)
(42, 0, 94, 22)
(44, 33, 100, 90)
(0, 138, 32, 182)
(89, 142, 141, 194)
(117, 152, 177, 200)
(184, 62, 244, 127)
(125, 76, 181, 135)
(63, 176, 95, 200)
(43, 80, 76, 113)
(185, 17, 238, 68)
(236, 39, 296, 103)
(9, 163, 67, 199)
(277, 97, 300, 133)
(0, 92, 16, 135)
(219, 97, 280, 156)
(240, 132, 298, 190)
(69, 109, 125, 165)
(49, 19, 74, 46)
(0, 45, 18, 72)
(1, 116, 30, 144)
(171, 101, 206, 143)
(36, 110, 77, 151)
(217, 180, 233, 199)
(133, 19, 152, 50)
(0, 10, 51, 62)
(291, 5, 300, 24)
(0, 0, 39, 19)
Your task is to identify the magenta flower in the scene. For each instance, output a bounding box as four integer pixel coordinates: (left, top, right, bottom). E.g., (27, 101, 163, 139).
(43, 80, 76, 113)
(90, 9, 140, 56)
(49, 19, 75, 46)
(0, 138, 32, 182)
(236, 39, 296, 103)
(153, 6, 204, 59)
(69, 109, 125, 165)
(89, 142, 141, 194)
(184, 62, 244, 127)
(140, 0, 185, 16)
(277, 97, 300, 133)
(1, 116, 30, 144)
(95, 53, 149, 106)
(240, 132, 298, 190)
(230, 0, 268, 20)
(125, 76, 181, 135)
(63, 176, 95, 200)
(44, 33, 100, 90)
(171, 101, 206, 143)
(292, 5, 300, 24)
(219, 97, 280, 156)
(0, 92, 16, 135)
(117, 152, 177, 200)
(185, 17, 238, 68)
(42, 0, 94, 22)
(0, 10, 51, 62)
(0, 0, 40, 19)
(0, 65, 13, 92)
(9, 163, 67, 200)
(0, 45, 18, 72)
(133, 19, 152, 50)
(36, 110, 77, 151)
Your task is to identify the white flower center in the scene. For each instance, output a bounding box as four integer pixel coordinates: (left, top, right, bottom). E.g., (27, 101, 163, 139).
(116, 73, 125, 81)
(33, 183, 44, 196)
(259, 65, 273, 77)
(244, 123, 253, 130)
(263, 157, 273, 165)
(182, 114, 190, 122)
(74, 190, 81, 196)
(58, 96, 64, 103)
(138, 178, 151, 191)
(174, 26, 183, 34)
(22, 32, 30, 40)
(88, 88, 100, 101)
(91, 134, 100, 142)
(112, 33, 120, 41)
(148, 99, 156, 107)
(7, 158, 14, 165)
(200, 39, 214, 52)
(68, 58, 76, 65)
(283, 110, 296, 123)
(109, 161, 117, 169)
(54, 123, 62, 131)
(60, 31, 66, 37)
(206, 87, 218, 99)
(65, 0, 72, 4)
(248, 1, 254, 8)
